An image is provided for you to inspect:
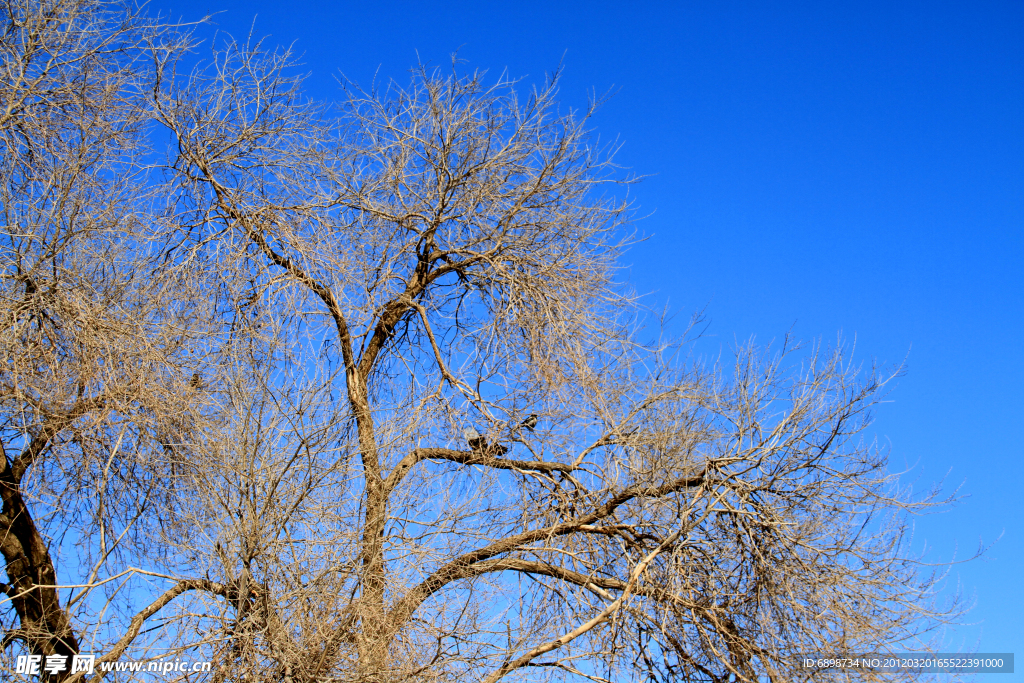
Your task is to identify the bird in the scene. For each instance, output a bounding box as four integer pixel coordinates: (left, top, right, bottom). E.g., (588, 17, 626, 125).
(463, 427, 508, 457)
(463, 427, 486, 451)
(189, 371, 202, 389)
(520, 414, 539, 431)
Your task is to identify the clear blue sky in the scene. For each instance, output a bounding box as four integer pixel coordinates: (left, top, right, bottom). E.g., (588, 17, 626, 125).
(165, 0, 1023, 658)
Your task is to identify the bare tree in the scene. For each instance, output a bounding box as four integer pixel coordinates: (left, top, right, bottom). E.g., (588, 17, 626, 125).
(0, 6, 965, 682)
(0, 1, 208, 680)
(147, 38, 964, 683)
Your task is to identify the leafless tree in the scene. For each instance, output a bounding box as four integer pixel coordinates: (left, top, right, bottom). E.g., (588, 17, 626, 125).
(1, 5, 965, 682)
(147, 38, 965, 683)
(0, 1, 209, 680)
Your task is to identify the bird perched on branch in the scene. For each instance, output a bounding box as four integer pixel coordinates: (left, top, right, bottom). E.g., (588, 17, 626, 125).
(463, 427, 507, 456)
(520, 414, 538, 431)
(463, 427, 485, 451)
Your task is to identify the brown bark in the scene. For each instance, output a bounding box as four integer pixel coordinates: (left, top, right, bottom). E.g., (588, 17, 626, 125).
(0, 450, 79, 680)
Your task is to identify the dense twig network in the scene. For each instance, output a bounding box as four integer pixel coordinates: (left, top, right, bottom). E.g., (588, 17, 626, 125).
(0, 2, 965, 682)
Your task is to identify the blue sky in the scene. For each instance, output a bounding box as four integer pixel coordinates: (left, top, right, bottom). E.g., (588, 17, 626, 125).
(165, 0, 1023, 658)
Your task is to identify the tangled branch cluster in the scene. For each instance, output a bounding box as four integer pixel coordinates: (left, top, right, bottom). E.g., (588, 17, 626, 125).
(0, 2, 963, 682)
